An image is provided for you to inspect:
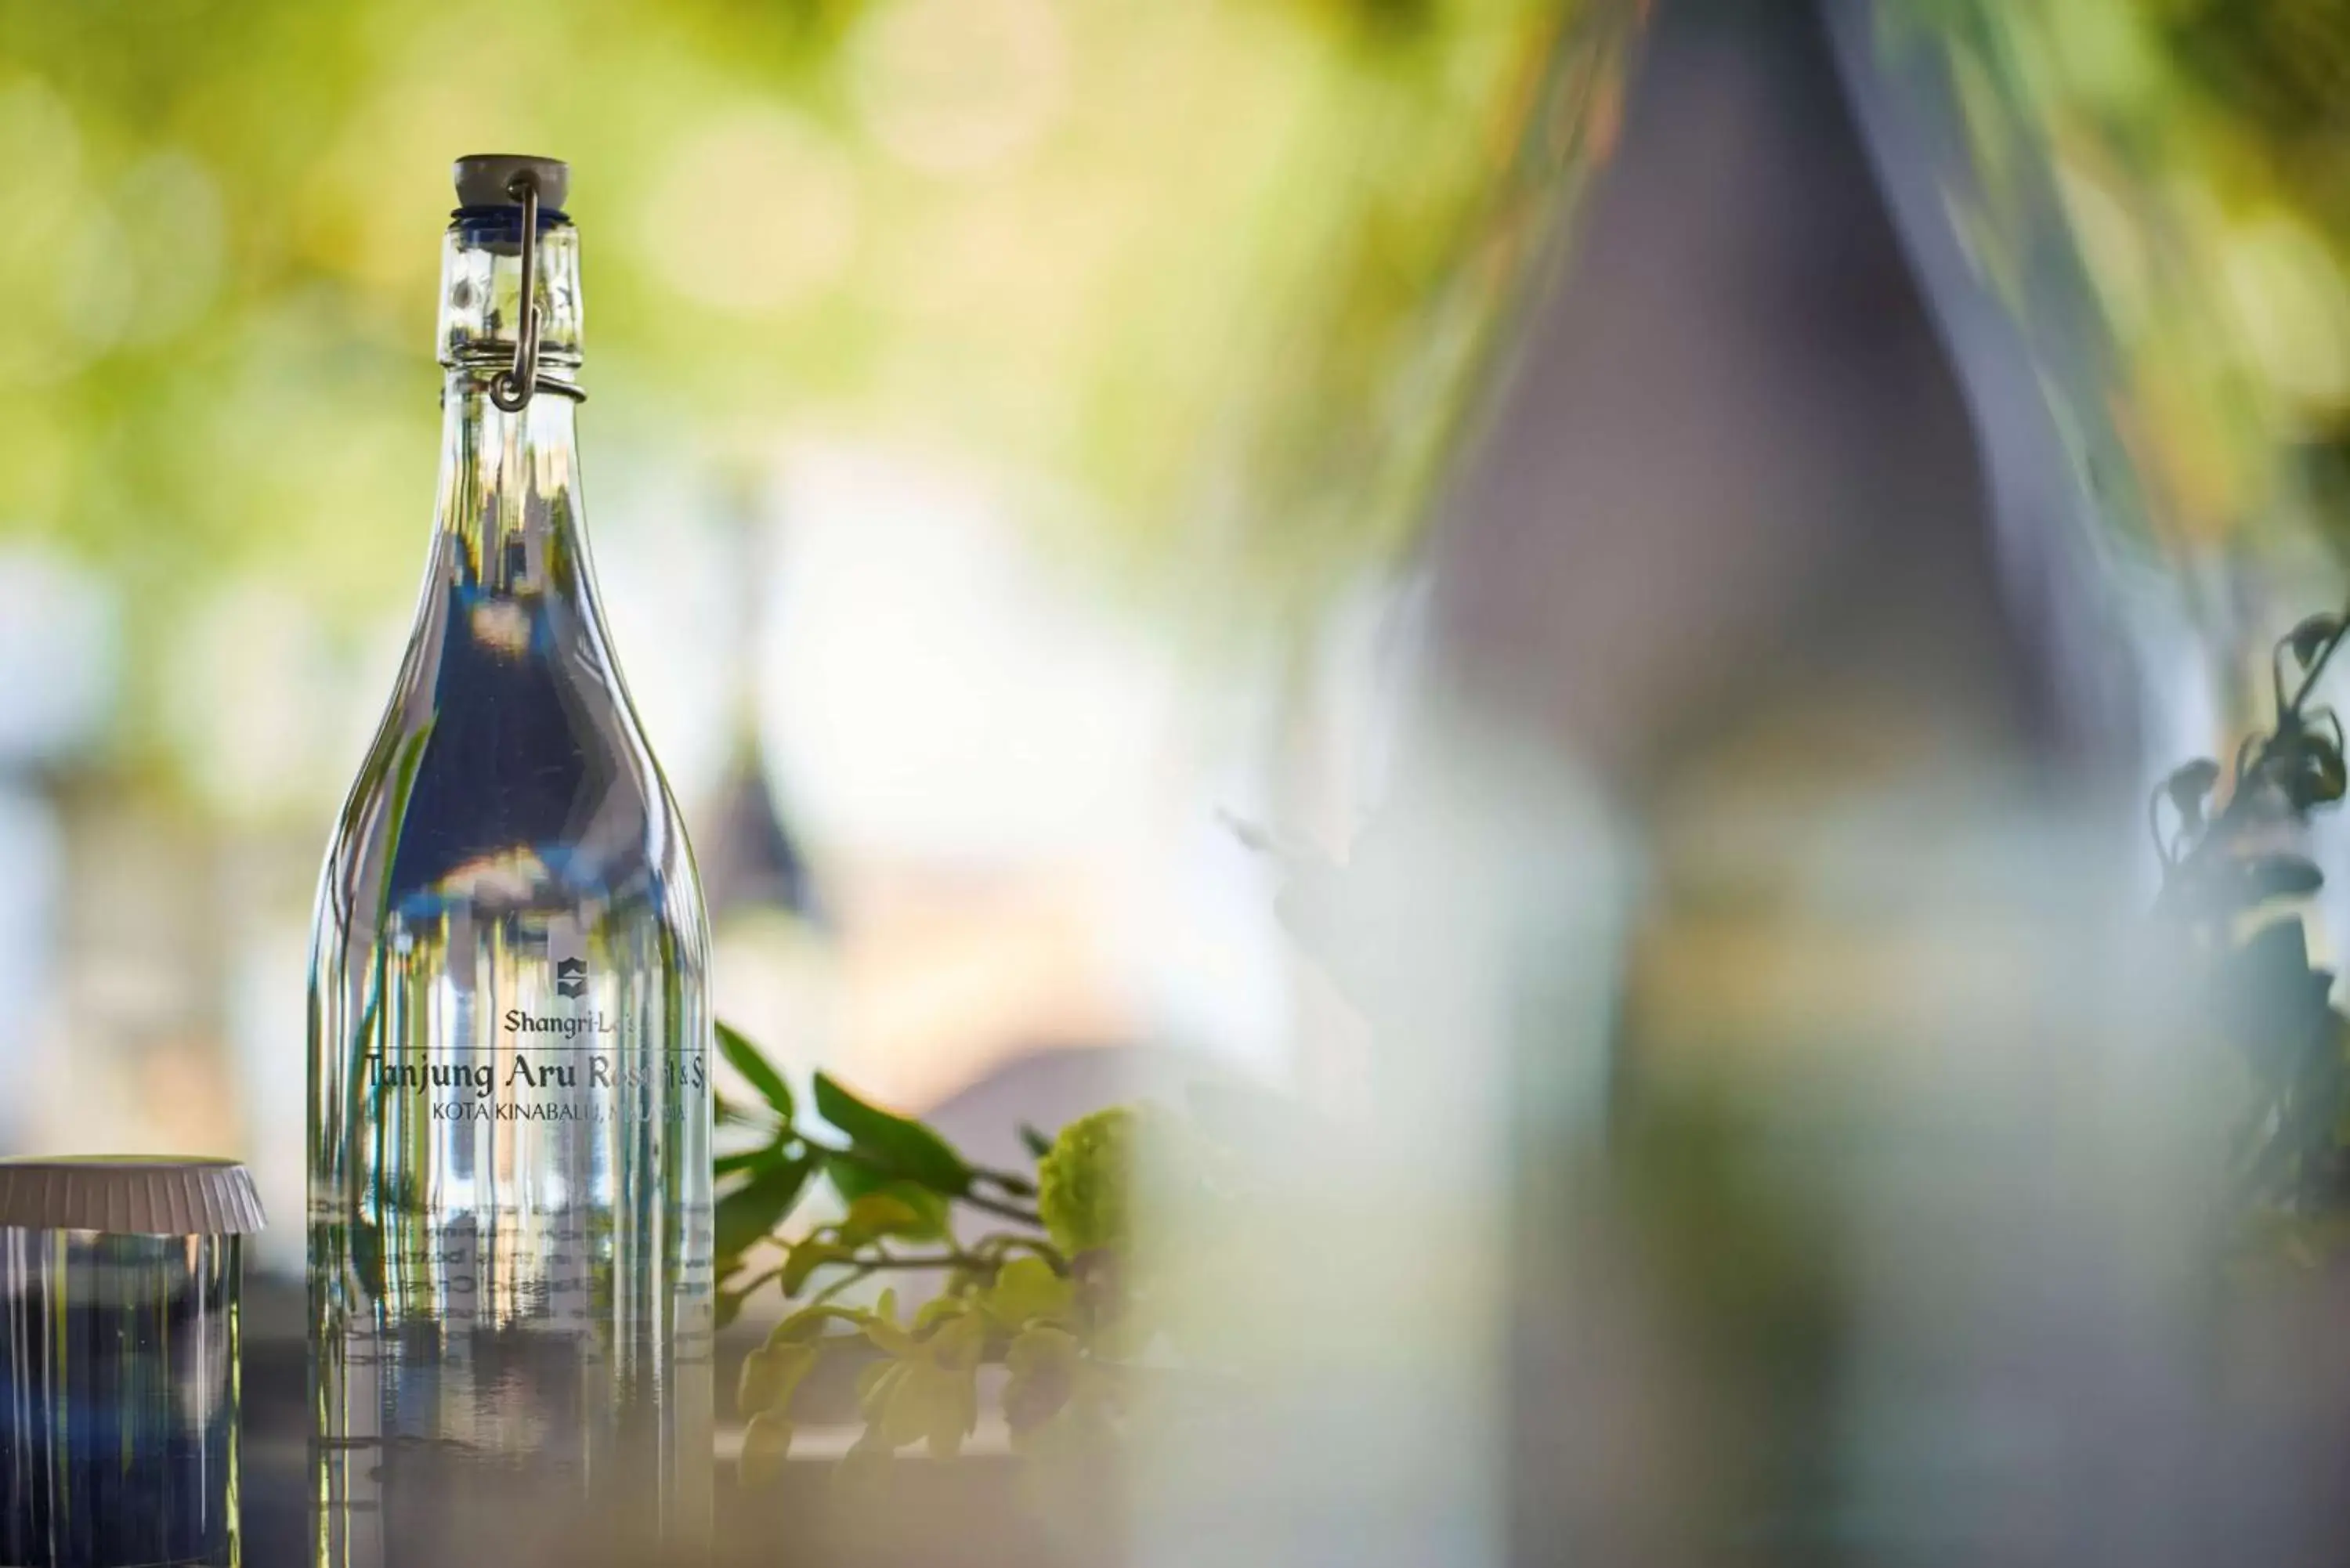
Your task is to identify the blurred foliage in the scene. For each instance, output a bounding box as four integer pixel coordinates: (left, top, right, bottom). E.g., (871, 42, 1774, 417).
(0, 0, 1638, 789)
(715, 1021, 1193, 1507)
(2150, 609, 2350, 1252)
(1878, 1, 2350, 586)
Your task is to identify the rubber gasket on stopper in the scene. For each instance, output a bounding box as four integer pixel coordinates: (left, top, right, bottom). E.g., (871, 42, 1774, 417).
(0, 1156, 266, 1237)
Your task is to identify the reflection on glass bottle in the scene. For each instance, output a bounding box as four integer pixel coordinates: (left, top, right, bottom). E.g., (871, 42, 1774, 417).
(306, 157, 712, 1568)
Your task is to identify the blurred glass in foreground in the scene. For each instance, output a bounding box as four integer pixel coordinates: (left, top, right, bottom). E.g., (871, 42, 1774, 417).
(1846, 0, 2350, 737)
(1123, 700, 2350, 1566)
(1120, 8, 2350, 1566)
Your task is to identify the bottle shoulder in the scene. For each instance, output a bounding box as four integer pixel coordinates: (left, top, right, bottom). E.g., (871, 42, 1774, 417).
(316, 586, 706, 951)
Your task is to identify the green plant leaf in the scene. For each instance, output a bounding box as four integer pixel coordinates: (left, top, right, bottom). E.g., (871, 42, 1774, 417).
(844, 1191, 922, 1234)
(780, 1239, 854, 1296)
(873, 1181, 954, 1241)
(982, 1255, 1075, 1330)
(2272, 732, 2349, 810)
(822, 1154, 951, 1237)
(740, 1411, 794, 1488)
(738, 1342, 819, 1416)
(2243, 854, 2326, 901)
(858, 1357, 902, 1408)
(913, 1295, 970, 1333)
(880, 1360, 963, 1447)
(924, 1361, 981, 1458)
(717, 1022, 796, 1122)
(822, 1149, 885, 1203)
(859, 1359, 909, 1422)
(715, 1154, 813, 1266)
(927, 1310, 985, 1371)
(714, 1142, 792, 1181)
(1003, 1323, 1079, 1432)
(866, 1289, 920, 1357)
(815, 1071, 971, 1194)
(834, 1429, 896, 1508)
(1020, 1122, 1057, 1160)
(841, 1191, 929, 1241)
(2317, 747, 2348, 805)
(715, 1288, 747, 1331)
(2221, 919, 2337, 1088)
(2160, 759, 2222, 836)
(2287, 613, 2343, 670)
(768, 1302, 869, 1346)
(868, 1319, 917, 1365)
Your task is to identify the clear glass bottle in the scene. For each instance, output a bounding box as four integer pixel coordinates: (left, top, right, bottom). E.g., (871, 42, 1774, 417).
(306, 156, 712, 1567)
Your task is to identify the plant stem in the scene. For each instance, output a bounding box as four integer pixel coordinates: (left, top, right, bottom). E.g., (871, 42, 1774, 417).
(971, 1167, 1039, 1199)
(960, 1190, 1047, 1227)
(976, 1234, 1068, 1270)
(2290, 609, 2350, 723)
(862, 1252, 987, 1272)
(730, 1263, 784, 1297)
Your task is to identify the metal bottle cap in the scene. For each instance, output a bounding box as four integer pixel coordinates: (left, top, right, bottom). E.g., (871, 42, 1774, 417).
(0, 1157, 266, 1236)
(454, 154, 569, 211)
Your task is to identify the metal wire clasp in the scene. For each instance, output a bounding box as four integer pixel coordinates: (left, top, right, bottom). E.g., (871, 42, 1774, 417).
(487, 170, 581, 410)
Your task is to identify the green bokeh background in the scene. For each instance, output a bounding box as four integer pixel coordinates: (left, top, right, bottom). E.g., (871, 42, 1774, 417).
(1, 0, 1636, 792)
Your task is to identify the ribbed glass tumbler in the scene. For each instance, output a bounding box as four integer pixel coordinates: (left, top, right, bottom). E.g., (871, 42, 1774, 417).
(0, 1158, 265, 1568)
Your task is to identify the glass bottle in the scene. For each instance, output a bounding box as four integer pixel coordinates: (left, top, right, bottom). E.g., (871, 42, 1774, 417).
(306, 155, 712, 1567)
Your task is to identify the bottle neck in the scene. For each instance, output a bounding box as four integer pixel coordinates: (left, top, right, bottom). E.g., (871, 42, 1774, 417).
(438, 208, 582, 383)
(432, 206, 591, 599)
(433, 377, 588, 598)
